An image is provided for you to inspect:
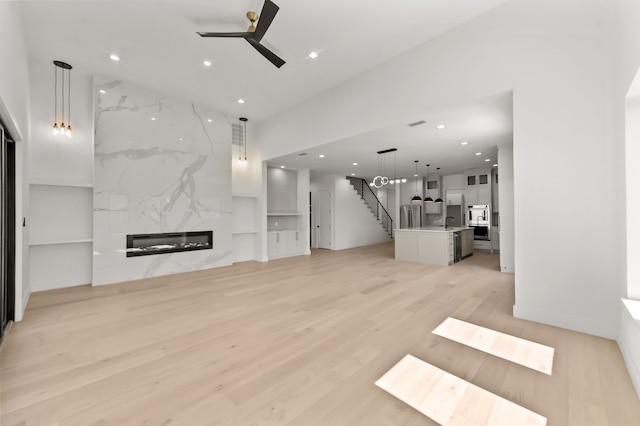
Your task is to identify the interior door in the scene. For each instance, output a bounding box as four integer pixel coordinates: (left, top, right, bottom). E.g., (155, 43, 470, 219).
(316, 189, 332, 249)
(1, 121, 16, 340)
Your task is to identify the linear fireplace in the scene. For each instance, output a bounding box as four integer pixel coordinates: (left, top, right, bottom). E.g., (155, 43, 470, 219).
(126, 231, 213, 257)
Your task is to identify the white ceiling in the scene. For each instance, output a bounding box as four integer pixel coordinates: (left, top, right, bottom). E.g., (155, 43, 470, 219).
(268, 92, 513, 179)
(17, 0, 513, 177)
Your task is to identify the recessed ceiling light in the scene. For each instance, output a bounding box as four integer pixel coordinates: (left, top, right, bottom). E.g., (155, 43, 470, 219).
(402, 178, 407, 183)
(207, 119, 212, 122)
(460, 141, 468, 145)
(308, 51, 318, 59)
(351, 173, 356, 176)
(280, 165, 285, 169)
(319, 154, 325, 158)
(475, 152, 482, 156)
(414, 174, 418, 177)
(110, 54, 120, 61)
(238, 99, 245, 104)
(99, 89, 106, 94)
(179, 138, 183, 141)
(203, 60, 212, 67)
(151, 117, 156, 121)
(493, 164, 498, 167)
(436, 124, 446, 129)
(352, 162, 358, 166)
(485, 159, 491, 162)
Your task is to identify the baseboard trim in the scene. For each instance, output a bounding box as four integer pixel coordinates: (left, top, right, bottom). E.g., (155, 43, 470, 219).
(513, 302, 615, 340)
(618, 299, 640, 399)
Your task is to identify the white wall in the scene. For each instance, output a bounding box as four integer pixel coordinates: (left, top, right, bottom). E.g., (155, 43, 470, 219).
(614, 0, 640, 398)
(256, 0, 620, 338)
(0, 2, 31, 320)
(310, 175, 391, 250)
(626, 96, 640, 299)
(333, 177, 391, 250)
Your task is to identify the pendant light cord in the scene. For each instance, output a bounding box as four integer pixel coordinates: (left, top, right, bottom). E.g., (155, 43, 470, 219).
(68, 66, 71, 128)
(61, 68, 65, 123)
(54, 66, 58, 124)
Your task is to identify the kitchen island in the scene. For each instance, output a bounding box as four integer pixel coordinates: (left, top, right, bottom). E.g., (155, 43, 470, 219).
(395, 227, 474, 266)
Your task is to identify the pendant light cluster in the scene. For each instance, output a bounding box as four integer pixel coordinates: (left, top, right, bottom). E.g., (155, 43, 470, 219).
(434, 167, 444, 204)
(52, 60, 73, 137)
(238, 117, 248, 166)
(411, 160, 422, 203)
(410, 162, 444, 204)
(424, 164, 434, 203)
(371, 148, 398, 188)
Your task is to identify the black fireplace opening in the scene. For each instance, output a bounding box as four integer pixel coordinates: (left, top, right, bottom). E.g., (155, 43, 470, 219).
(126, 231, 213, 257)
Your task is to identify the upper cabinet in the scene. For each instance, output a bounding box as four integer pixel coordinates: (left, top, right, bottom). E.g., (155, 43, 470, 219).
(424, 174, 442, 214)
(267, 167, 298, 213)
(465, 168, 492, 206)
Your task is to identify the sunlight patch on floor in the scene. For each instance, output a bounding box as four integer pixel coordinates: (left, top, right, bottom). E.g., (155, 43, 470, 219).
(375, 354, 547, 426)
(433, 317, 554, 375)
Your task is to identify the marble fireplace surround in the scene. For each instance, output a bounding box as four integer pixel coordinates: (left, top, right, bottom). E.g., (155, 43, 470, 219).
(93, 76, 232, 286)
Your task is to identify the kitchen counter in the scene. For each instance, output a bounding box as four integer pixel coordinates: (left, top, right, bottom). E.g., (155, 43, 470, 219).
(395, 227, 474, 266)
(396, 226, 473, 233)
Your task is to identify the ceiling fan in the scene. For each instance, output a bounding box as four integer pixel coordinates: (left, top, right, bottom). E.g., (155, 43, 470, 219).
(197, 0, 285, 68)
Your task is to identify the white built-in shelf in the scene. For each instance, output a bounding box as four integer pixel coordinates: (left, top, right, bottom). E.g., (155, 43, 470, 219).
(30, 238, 93, 246)
(267, 212, 302, 216)
(232, 230, 259, 235)
(30, 179, 93, 188)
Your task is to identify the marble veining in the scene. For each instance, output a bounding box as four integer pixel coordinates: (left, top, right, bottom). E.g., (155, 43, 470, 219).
(93, 76, 232, 285)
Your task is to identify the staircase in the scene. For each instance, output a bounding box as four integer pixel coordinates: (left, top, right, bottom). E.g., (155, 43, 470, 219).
(346, 176, 394, 237)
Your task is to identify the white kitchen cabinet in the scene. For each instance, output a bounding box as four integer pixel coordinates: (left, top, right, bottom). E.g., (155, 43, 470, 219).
(461, 229, 474, 258)
(268, 229, 306, 259)
(268, 231, 286, 258)
(465, 168, 492, 206)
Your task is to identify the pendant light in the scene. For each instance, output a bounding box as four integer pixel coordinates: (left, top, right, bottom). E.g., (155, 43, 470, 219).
(423, 163, 434, 203)
(239, 117, 248, 166)
(434, 167, 443, 204)
(411, 160, 422, 203)
(52, 60, 73, 137)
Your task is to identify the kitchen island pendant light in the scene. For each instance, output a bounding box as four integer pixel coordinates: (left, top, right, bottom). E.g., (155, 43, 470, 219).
(424, 163, 434, 203)
(434, 167, 443, 204)
(411, 160, 422, 203)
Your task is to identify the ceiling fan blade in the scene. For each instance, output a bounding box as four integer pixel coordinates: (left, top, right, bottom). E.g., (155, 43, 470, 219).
(245, 37, 285, 68)
(253, 0, 279, 42)
(197, 31, 251, 38)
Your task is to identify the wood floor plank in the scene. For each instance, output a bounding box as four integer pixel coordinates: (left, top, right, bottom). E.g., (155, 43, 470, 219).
(1, 244, 638, 425)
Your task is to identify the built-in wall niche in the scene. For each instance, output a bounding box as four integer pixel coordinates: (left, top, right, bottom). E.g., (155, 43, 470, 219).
(232, 195, 259, 263)
(267, 167, 297, 213)
(28, 182, 93, 291)
(267, 214, 301, 230)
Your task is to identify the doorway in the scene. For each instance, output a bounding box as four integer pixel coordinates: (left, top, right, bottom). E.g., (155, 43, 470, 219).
(1, 119, 16, 340)
(315, 189, 332, 249)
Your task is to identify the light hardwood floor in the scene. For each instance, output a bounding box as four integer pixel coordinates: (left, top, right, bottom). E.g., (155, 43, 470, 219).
(1, 243, 639, 425)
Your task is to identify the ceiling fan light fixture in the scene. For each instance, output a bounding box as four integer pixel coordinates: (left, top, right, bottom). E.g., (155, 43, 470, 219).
(197, 0, 286, 68)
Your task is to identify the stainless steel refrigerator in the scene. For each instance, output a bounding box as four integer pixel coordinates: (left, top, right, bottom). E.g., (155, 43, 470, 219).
(400, 204, 422, 229)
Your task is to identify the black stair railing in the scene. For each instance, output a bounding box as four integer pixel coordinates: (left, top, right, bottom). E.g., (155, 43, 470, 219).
(346, 176, 394, 237)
